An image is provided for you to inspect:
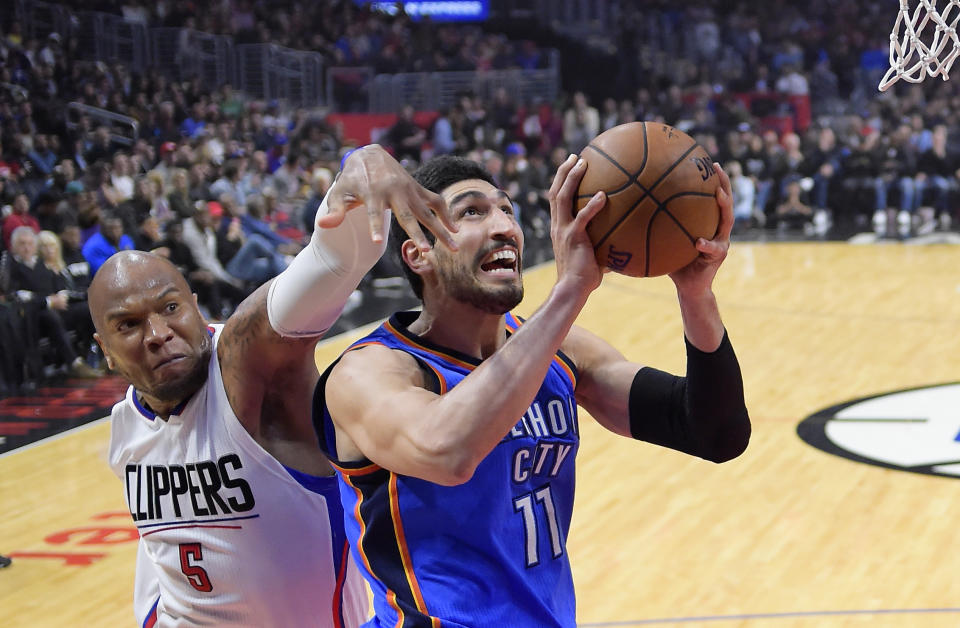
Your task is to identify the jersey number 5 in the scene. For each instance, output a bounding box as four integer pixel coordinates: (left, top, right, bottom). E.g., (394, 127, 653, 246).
(179, 543, 213, 592)
(513, 485, 563, 567)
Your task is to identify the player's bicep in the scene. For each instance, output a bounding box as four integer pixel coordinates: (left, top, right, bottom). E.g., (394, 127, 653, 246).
(326, 346, 446, 477)
(563, 325, 639, 437)
(219, 283, 318, 423)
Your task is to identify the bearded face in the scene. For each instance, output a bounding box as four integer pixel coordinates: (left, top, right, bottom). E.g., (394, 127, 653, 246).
(434, 238, 523, 314)
(427, 179, 525, 313)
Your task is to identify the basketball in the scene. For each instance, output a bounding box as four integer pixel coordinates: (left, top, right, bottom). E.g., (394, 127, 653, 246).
(575, 121, 721, 277)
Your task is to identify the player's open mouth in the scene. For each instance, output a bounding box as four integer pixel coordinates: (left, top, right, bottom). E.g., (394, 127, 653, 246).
(479, 248, 518, 275)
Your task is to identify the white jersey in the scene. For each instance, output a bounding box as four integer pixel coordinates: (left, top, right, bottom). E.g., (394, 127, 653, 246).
(108, 326, 367, 627)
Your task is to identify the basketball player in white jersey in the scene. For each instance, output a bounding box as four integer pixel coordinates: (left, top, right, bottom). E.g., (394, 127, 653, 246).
(88, 145, 457, 627)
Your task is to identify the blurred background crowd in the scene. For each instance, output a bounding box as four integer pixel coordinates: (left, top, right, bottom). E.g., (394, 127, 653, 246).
(2, 0, 959, 394)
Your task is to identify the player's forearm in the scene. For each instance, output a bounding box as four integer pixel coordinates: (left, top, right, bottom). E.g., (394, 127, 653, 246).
(676, 287, 725, 352)
(267, 186, 387, 337)
(425, 281, 589, 481)
(627, 331, 750, 463)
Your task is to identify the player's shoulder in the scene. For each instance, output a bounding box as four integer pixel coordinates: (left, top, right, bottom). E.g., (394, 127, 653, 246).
(107, 386, 135, 419)
(334, 341, 420, 378)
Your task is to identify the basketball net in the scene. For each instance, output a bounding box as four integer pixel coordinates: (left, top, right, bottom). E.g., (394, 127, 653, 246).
(879, 0, 960, 91)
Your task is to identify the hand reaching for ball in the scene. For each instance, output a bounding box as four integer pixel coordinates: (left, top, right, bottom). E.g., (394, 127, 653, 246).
(668, 162, 733, 297)
(548, 154, 607, 297)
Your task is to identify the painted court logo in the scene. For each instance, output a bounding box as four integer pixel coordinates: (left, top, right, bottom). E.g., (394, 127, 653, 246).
(797, 383, 960, 479)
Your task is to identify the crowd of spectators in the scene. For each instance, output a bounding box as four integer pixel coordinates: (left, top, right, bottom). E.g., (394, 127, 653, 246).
(3, 0, 960, 395)
(603, 0, 960, 236)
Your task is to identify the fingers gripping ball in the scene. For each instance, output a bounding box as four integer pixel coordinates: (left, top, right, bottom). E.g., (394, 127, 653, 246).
(575, 122, 721, 277)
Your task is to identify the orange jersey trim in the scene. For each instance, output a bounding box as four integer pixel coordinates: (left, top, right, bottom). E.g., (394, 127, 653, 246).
(388, 473, 439, 626)
(553, 355, 577, 389)
(331, 460, 382, 476)
(387, 590, 404, 628)
(383, 319, 478, 371)
(342, 474, 406, 624)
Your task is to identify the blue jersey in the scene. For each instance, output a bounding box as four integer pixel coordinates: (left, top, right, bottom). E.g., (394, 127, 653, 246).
(314, 311, 580, 627)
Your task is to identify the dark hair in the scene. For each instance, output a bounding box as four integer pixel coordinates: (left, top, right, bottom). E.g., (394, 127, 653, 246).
(389, 155, 496, 300)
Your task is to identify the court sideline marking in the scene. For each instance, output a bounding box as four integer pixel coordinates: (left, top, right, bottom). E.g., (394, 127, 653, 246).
(579, 607, 960, 626)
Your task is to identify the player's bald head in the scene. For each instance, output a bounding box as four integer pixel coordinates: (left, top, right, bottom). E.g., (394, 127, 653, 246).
(88, 251, 192, 332)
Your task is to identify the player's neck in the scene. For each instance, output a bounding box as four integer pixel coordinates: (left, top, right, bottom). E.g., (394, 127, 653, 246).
(137, 389, 195, 421)
(407, 301, 507, 361)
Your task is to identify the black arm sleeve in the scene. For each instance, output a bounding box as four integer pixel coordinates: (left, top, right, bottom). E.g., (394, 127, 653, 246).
(628, 330, 750, 463)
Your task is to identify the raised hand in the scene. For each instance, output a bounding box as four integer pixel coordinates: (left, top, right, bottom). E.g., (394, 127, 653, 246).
(318, 145, 458, 251)
(547, 154, 607, 296)
(668, 162, 733, 296)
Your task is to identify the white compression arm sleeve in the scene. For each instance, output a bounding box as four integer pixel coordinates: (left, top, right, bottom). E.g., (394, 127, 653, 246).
(267, 190, 389, 337)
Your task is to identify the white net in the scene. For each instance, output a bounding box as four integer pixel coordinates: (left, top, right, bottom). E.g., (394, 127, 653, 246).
(879, 0, 960, 91)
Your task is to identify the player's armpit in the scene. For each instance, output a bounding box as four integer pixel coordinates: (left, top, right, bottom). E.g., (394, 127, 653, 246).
(561, 324, 636, 437)
(325, 345, 476, 486)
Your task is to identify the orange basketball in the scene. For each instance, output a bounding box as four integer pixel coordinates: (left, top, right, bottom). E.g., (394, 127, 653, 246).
(575, 121, 721, 277)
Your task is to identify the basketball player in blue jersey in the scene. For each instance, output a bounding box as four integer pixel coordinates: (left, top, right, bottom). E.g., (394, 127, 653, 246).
(87, 145, 458, 627)
(315, 153, 750, 627)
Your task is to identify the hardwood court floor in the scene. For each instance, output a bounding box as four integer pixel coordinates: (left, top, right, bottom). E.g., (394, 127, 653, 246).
(2, 242, 959, 627)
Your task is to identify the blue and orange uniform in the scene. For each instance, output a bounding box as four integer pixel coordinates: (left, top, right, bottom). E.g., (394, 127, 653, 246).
(314, 311, 581, 627)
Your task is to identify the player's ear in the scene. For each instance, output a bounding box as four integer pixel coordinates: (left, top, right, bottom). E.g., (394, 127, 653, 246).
(401, 239, 433, 277)
(192, 293, 207, 322)
(94, 333, 115, 371)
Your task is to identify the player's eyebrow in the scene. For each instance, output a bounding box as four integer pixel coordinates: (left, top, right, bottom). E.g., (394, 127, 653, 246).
(104, 286, 182, 321)
(449, 189, 514, 208)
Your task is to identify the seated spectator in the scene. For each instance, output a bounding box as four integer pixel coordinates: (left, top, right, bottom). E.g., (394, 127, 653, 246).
(32, 190, 67, 234)
(180, 201, 247, 315)
(152, 141, 178, 184)
(158, 220, 232, 319)
(26, 134, 57, 177)
(6, 226, 99, 378)
(180, 101, 208, 139)
(2, 193, 39, 250)
(84, 126, 119, 165)
(384, 104, 426, 163)
(0, 139, 23, 181)
(215, 196, 291, 285)
(874, 124, 918, 238)
(0, 297, 30, 394)
(727, 161, 760, 231)
(802, 127, 842, 213)
(299, 167, 332, 236)
(56, 225, 92, 291)
(110, 152, 135, 202)
(167, 168, 195, 219)
(563, 92, 599, 155)
(82, 212, 135, 276)
(87, 162, 121, 211)
(38, 230, 86, 299)
(147, 171, 174, 225)
(776, 180, 814, 232)
(431, 107, 456, 156)
(133, 215, 167, 255)
(210, 159, 251, 208)
(268, 152, 305, 202)
(914, 124, 958, 234)
(116, 176, 154, 235)
(839, 133, 882, 228)
(230, 193, 300, 254)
